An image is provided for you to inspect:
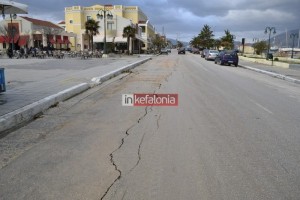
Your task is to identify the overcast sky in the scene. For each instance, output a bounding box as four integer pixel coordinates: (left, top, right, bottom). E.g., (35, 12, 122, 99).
(14, 0, 300, 43)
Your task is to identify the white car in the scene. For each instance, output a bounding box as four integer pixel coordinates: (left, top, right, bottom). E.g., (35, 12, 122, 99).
(205, 50, 219, 60)
(160, 48, 169, 55)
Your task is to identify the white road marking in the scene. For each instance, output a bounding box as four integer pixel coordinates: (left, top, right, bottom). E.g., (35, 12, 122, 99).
(249, 99, 273, 114)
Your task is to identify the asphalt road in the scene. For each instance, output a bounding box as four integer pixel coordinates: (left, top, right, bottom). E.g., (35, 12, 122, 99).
(0, 51, 300, 199)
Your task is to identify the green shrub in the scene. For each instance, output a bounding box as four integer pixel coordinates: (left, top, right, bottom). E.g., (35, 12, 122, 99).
(274, 58, 279, 61)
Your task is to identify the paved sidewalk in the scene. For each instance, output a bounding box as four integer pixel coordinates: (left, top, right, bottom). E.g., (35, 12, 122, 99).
(239, 60, 300, 84)
(0, 56, 150, 117)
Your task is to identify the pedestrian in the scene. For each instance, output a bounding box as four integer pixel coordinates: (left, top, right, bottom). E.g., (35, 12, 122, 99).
(20, 47, 25, 58)
(6, 48, 13, 58)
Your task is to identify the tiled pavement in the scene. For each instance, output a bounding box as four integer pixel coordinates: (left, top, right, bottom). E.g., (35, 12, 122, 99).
(0, 56, 150, 116)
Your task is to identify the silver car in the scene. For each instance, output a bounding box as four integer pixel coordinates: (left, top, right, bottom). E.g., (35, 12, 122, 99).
(205, 50, 219, 60)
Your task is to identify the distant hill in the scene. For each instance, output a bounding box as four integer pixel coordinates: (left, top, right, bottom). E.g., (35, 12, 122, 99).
(167, 38, 189, 47)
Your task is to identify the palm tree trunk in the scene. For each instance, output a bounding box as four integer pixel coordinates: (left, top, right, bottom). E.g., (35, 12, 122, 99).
(127, 37, 130, 55)
(91, 35, 93, 51)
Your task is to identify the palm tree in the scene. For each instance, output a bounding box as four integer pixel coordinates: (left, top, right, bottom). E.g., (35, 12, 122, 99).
(85, 19, 100, 50)
(221, 29, 235, 50)
(123, 25, 136, 55)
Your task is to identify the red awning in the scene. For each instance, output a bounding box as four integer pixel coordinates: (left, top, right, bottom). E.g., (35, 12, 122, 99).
(5, 35, 19, 43)
(56, 35, 62, 44)
(56, 39, 63, 44)
(0, 36, 5, 43)
(63, 39, 71, 44)
(48, 35, 55, 44)
(50, 39, 56, 44)
(18, 35, 29, 46)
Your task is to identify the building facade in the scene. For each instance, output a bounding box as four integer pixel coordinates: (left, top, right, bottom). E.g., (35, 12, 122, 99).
(0, 16, 76, 51)
(64, 4, 155, 53)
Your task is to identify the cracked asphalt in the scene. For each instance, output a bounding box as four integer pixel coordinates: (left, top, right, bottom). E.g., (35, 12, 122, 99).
(1, 51, 300, 199)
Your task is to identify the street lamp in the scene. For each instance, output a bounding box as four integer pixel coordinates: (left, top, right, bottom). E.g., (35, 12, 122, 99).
(264, 27, 276, 59)
(97, 6, 113, 55)
(290, 33, 298, 59)
(2, 13, 17, 55)
(10, 14, 17, 52)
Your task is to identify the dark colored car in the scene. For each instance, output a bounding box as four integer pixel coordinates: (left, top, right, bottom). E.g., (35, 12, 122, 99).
(178, 47, 185, 54)
(214, 50, 239, 67)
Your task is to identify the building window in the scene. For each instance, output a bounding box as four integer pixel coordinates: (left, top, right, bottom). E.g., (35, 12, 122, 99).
(69, 20, 73, 24)
(107, 22, 114, 30)
(87, 16, 92, 21)
(3, 43, 6, 49)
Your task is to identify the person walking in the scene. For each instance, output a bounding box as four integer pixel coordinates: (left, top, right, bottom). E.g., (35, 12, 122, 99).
(6, 47, 13, 58)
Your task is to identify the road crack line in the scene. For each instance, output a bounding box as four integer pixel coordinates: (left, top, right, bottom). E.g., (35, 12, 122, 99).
(100, 79, 168, 199)
(99, 106, 151, 200)
(156, 114, 161, 130)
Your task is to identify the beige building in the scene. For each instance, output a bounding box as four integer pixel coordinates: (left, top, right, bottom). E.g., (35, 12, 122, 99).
(64, 4, 155, 53)
(238, 44, 255, 54)
(0, 16, 76, 51)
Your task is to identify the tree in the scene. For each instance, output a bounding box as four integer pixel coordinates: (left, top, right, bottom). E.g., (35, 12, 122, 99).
(41, 27, 62, 48)
(85, 19, 100, 50)
(190, 36, 201, 49)
(123, 25, 136, 55)
(196, 24, 215, 49)
(0, 25, 10, 45)
(151, 34, 165, 53)
(214, 39, 222, 50)
(177, 41, 183, 48)
(221, 29, 235, 50)
(0, 24, 20, 49)
(252, 41, 268, 55)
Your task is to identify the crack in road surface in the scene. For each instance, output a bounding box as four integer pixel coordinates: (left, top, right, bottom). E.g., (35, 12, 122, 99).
(100, 72, 170, 199)
(129, 131, 146, 173)
(99, 106, 151, 200)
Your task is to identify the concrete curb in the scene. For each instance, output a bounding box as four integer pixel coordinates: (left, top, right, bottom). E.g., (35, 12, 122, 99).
(0, 83, 90, 134)
(91, 57, 152, 84)
(239, 64, 300, 84)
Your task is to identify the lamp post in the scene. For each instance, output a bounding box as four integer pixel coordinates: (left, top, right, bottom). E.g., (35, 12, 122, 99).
(9, 14, 17, 52)
(97, 6, 113, 56)
(264, 27, 276, 59)
(2, 13, 17, 56)
(290, 33, 298, 59)
(253, 38, 260, 54)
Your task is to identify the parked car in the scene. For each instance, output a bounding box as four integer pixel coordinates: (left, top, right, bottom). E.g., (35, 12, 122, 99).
(167, 48, 171, 53)
(192, 48, 200, 54)
(178, 47, 186, 54)
(205, 50, 219, 60)
(214, 50, 239, 67)
(160, 48, 168, 55)
(201, 49, 208, 58)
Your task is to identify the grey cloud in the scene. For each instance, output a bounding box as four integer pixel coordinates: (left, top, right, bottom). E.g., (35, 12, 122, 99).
(14, 0, 300, 41)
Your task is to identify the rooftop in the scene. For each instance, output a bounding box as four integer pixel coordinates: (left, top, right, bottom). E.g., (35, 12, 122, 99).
(21, 16, 63, 30)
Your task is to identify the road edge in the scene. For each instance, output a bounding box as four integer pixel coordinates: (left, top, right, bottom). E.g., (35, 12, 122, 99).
(238, 64, 300, 84)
